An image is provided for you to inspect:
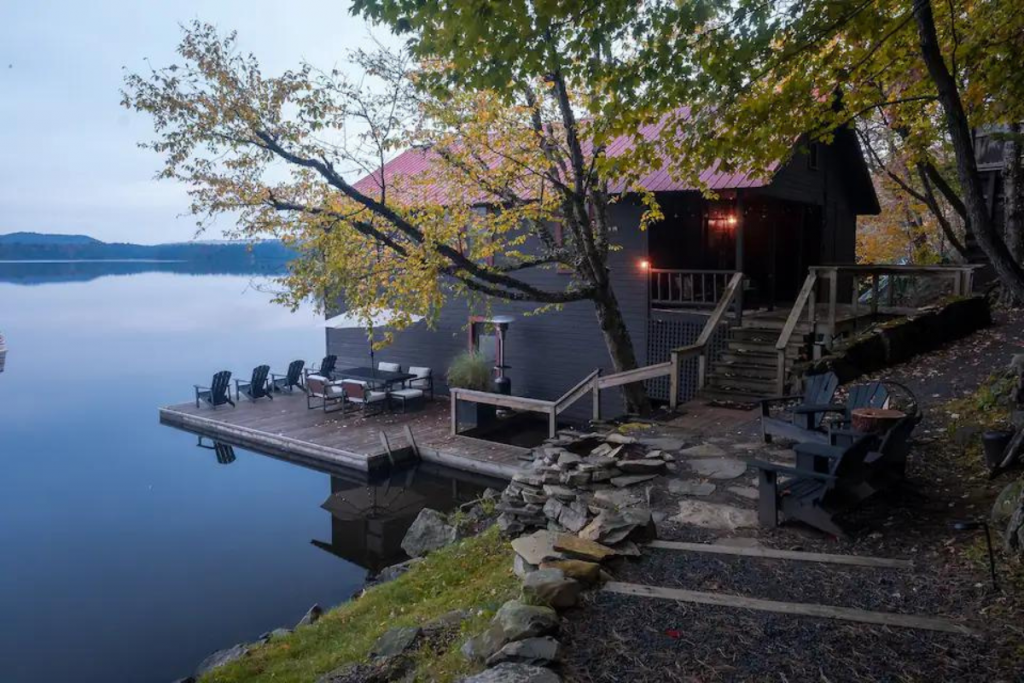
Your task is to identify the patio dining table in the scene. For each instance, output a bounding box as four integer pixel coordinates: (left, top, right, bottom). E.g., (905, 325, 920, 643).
(334, 366, 416, 390)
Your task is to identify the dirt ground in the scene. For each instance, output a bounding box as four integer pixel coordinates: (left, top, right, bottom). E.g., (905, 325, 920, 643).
(559, 308, 1024, 682)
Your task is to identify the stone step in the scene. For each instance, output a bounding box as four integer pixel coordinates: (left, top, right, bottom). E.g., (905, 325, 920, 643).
(718, 351, 791, 367)
(708, 373, 779, 393)
(711, 361, 780, 379)
(726, 340, 802, 358)
(698, 387, 771, 405)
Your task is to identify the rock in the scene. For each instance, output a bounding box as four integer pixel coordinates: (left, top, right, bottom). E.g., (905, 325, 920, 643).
(260, 627, 292, 642)
(543, 484, 576, 501)
(522, 568, 582, 609)
(543, 498, 565, 520)
(687, 457, 748, 480)
(511, 530, 566, 565)
(552, 533, 617, 562)
(731, 442, 764, 451)
(558, 505, 589, 533)
(564, 470, 592, 487)
(590, 443, 613, 457)
(483, 488, 502, 500)
(317, 659, 411, 683)
(425, 609, 469, 633)
(495, 600, 560, 641)
(486, 636, 562, 667)
(992, 479, 1024, 526)
(617, 458, 665, 474)
(172, 678, 196, 683)
(461, 622, 508, 663)
(370, 626, 421, 658)
(579, 507, 654, 544)
(401, 508, 458, 557)
(593, 488, 645, 509)
(195, 644, 250, 677)
(540, 559, 602, 585)
(610, 474, 658, 488)
(522, 490, 548, 505)
(514, 553, 539, 578)
(727, 485, 759, 500)
(1006, 504, 1024, 554)
(590, 469, 615, 482)
(373, 557, 424, 585)
(605, 433, 637, 445)
(638, 436, 687, 451)
(498, 514, 525, 536)
(458, 662, 562, 683)
(513, 473, 545, 487)
(585, 454, 617, 468)
(671, 500, 757, 530)
(608, 540, 641, 557)
(669, 479, 717, 496)
(296, 604, 323, 628)
(679, 443, 727, 457)
(557, 452, 582, 468)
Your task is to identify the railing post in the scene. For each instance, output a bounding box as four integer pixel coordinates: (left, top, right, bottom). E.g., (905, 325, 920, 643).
(592, 371, 601, 422)
(827, 269, 838, 349)
(450, 391, 458, 436)
(697, 353, 707, 391)
(776, 350, 786, 396)
(871, 273, 880, 315)
(548, 408, 557, 439)
(669, 351, 680, 410)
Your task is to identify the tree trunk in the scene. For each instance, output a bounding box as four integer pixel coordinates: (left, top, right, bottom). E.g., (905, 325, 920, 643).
(1004, 123, 1024, 304)
(591, 282, 651, 415)
(913, 0, 1024, 302)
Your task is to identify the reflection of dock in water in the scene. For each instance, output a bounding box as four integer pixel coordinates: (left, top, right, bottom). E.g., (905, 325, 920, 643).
(312, 464, 500, 575)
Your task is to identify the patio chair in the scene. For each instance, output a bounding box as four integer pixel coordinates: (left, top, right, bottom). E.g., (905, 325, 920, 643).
(342, 379, 389, 415)
(194, 370, 235, 409)
(306, 374, 345, 413)
(826, 413, 922, 493)
(378, 361, 401, 373)
(406, 366, 434, 399)
(237, 365, 273, 401)
(760, 371, 840, 443)
(752, 434, 875, 538)
(389, 386, 425, 412)
(271, 360, 305, 393)
(309, 355, 337, 380)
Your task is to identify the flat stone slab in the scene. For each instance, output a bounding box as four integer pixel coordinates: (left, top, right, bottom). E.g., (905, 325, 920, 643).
(637, 436, 687, 451)
(687, 457, 747, 480)
(593, 488, 645, 509)
(460, 663, 562, 683)
(371, 626, 421, 658)
(730, 442, 764, 451)
(610, 474, 658, 488)
(671, 500, 757, 530)
(726, 485, 759, 501)
(678, 443, 727, 458)
(511, 530, 566, 566)
(552, 534, 617, 562)
(668, 480, 717, 496)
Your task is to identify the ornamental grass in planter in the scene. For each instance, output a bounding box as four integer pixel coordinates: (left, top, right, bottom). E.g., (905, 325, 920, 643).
(447, 352, 496, 430)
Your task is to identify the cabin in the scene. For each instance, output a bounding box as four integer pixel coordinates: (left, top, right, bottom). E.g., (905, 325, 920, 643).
(327, 126, 881, 420)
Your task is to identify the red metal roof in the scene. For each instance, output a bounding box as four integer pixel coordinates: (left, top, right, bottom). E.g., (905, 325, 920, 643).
(352, 112, 776, 203)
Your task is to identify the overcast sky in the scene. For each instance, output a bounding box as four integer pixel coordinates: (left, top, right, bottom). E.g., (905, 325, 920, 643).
(0, 0, 395, 244)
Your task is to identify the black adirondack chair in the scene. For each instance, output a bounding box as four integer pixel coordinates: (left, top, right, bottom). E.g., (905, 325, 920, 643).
(236, 365, 273, 401)
(760, 371, 840, 443)
(194, 370, 235, 409)
(271, 360, 305, 393)
(752, 434, 876, 538)
(310, 355, 337, 380)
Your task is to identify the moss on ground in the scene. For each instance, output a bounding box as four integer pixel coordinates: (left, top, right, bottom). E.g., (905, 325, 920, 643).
(202, 526, 518, 683)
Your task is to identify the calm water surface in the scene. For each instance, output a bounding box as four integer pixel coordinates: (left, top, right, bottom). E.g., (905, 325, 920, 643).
(0, 264, 493, 683)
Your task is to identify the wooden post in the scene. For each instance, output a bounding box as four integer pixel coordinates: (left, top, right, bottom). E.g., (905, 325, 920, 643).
(734, 194, 745, 317)
(964, 268, 974, 295)
(775, 350, 786, 396)
(548, 408, 557, 439)
(827, 269, 838, 349)
(670, 351, 680, 409)
(807, 277, 817, 327)
(850, 273, 858, 324)
(450, 391, 458, 436)
(887, 274, 896, 307)
(952, 271, 962, 297)
(871, 273, 879, 315)
(592, 376, 601, 422)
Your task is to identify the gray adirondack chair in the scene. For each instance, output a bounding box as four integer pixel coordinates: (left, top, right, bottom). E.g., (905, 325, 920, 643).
(760, 371, 840, 443)
(271, 359, 305, 393)
(237, 365, 273, 401)
(194, 370, 235, 409)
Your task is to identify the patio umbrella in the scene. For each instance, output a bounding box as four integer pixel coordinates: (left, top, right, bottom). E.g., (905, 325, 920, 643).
(323, 310, 423, 373)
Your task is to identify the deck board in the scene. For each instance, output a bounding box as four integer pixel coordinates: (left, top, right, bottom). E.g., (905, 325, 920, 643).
(160, 393, 525, 479)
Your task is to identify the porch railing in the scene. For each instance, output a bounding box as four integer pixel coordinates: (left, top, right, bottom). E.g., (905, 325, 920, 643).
(650, 269, 737, 308)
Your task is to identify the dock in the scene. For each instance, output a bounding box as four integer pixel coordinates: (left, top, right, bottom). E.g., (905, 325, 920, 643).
(159, 394, 528, 479)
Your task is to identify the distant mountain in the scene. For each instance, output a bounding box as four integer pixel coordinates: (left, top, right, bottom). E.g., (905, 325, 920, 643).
(0, 232, 295, 265)
(0, 232, 102, 246)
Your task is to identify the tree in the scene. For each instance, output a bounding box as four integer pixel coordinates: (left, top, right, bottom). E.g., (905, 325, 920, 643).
(354, 0, 1024, 300)
(122, 22, 664, 411)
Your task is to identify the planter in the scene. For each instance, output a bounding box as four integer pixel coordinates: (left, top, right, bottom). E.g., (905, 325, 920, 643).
(850, 407, 906, 434)
(456, 399, 497, 432)
(983, 429, 1015, 470)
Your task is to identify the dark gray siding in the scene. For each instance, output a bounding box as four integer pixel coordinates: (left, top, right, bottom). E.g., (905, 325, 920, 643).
(327, 202, 650, 423)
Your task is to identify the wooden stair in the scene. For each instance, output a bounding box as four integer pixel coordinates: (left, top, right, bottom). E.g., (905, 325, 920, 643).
(699, 320, 811, 405)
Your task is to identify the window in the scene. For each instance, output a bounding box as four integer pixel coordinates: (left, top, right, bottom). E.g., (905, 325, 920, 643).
(807, 142, 820, 171)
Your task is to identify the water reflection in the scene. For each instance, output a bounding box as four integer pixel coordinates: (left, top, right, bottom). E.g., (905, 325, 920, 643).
(314, 464, 495, 574)
(0, 259, 287, 284)
(197, 437, 237, 465)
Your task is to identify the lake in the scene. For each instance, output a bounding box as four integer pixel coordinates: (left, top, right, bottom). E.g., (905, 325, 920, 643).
(0, 262, 497, 683)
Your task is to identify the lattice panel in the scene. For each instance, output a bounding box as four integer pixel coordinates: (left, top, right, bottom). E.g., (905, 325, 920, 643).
(646, 315, 730, 404)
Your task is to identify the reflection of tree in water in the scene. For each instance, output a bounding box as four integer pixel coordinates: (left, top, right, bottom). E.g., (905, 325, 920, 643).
(312, 465, 498, 575)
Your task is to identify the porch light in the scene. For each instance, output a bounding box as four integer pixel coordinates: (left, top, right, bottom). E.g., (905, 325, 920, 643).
(639, 259, 650, 270)
(727, 214, 738, 226)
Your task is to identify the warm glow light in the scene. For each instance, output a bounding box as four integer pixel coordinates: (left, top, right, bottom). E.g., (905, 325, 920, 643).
(639, 259, 650, 270)
(727, 214, 738, 226)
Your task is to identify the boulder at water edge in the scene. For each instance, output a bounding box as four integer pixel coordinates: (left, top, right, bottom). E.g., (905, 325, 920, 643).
(401, 508, 457, 557)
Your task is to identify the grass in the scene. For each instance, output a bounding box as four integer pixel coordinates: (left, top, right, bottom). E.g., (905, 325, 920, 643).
(203, 526, 519, 683)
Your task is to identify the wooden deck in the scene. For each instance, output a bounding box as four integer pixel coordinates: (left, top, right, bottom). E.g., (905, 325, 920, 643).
(159, 393, 527, 479)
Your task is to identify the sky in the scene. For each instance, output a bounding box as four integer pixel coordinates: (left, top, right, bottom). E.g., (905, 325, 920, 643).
(0, 0, 397, 244)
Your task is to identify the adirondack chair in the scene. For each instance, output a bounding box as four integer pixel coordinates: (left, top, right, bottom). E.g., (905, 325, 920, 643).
(311, 355, 337, 380)
(829, 381, 889, 431)
(236, 365, 273, 401)
(752, 434, 876, 538)
(760, 371, 840, 443)
(194, 370, 235, 409)
(271, 360, 305, 393)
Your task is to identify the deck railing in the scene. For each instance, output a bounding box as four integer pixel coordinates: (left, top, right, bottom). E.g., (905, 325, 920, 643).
(650, 269, 737, 308)
(772, 263, 981, 394)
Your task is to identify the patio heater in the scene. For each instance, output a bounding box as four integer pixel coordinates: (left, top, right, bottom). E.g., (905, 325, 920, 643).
(489, 315, 514, 395)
